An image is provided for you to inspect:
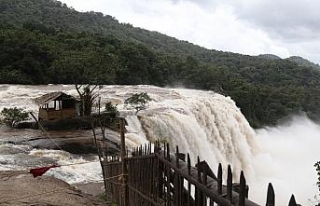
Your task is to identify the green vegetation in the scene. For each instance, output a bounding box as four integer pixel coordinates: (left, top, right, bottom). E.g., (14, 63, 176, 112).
(315, 161, 320, 192)
(287, 56, 320, 70)
(0, 107, 29, 126)
(314, 161, 320, 205)
(105, 102, 119, 118)
(125, 93, 153, 114)
(75, 85, 99, 116)
(1, 0, 320, 127)
(97, 193, 117, 205)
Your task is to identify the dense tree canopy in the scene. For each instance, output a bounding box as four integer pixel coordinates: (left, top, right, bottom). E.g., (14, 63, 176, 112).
(1, 0, 320, 128)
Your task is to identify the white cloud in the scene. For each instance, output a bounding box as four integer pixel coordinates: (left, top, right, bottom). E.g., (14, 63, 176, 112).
(59, 0, 319, 64)
(230, 0, 320, 40)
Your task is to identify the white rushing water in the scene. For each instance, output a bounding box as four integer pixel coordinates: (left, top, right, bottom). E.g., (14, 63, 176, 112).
(252, 117, 320, 205)
(28, 149, 103, 184)
(0, 85, 319, 205)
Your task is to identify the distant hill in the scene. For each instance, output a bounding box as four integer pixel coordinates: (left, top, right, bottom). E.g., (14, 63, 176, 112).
(286, 56, 320, 70)
(2, 0, 320, 128)
(0, 0, 215, 60)
(0, 0, 298, 66)
(258, 54, 320, 70)
(258, 54, 281, 60)
(1, 0, 318, 69)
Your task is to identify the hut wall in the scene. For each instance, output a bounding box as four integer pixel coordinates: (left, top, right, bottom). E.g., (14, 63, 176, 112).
(39, 108, 76, 121)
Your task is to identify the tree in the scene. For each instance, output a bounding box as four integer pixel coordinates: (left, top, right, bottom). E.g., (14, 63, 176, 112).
(124, 92, 152, 114)
(75, 84, 99, 116)
(105, 102, 119, 118)
(314, 161, 320, 206)
(315, 161, 320, 192)
(0, 107, 29, 127)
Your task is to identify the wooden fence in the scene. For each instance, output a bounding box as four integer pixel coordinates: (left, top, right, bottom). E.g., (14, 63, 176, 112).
(100, 141, 300, 206)
(96, 119, 300, 206)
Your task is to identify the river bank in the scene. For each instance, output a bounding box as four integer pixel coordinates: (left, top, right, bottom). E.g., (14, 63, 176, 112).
(0, 171, 110, 206)
(0, 126, 120, 205)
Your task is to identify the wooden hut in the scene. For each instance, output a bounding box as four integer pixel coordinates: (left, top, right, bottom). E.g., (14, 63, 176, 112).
(35, 92, 80, 121)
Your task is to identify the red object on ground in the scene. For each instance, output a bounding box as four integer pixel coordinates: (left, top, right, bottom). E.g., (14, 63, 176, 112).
(30, 164, 60, 178)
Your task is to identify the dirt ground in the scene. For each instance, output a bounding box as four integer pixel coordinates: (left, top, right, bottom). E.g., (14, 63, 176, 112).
(0, 171, 110, 206)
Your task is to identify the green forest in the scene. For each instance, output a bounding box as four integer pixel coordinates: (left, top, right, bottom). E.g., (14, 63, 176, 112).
(1, 0, 320, 128)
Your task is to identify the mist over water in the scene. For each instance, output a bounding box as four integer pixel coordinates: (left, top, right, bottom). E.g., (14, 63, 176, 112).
(0, 85, 319, 205)
(252, 116, 320, 205)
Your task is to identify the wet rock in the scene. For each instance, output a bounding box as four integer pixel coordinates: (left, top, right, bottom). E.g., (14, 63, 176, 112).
(14, 121, 38, 129)
(41, 118, 92, 130)
(0, 153, 56, 167)
(26, 133, 120, 155)
(0, 145, 30, 155)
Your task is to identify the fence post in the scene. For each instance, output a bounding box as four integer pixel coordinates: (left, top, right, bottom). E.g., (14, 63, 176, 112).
(166, 143, 171, 206)
(120, 118, 129, 206)
(217, 163, 223, 195)
(187, 154, 192, 206)
(174, 146, 181, 206)
(266, 183, 275, 206)
(288, 195, 297, 206)
(238, 171, 246, 206)
(227, 165, 233, 203)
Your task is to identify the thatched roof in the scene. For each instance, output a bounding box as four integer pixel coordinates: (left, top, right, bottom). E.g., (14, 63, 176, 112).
(34, 92, 78, 106)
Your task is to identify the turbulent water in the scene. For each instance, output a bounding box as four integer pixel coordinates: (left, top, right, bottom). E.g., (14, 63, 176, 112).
(0, 84, 319, 205)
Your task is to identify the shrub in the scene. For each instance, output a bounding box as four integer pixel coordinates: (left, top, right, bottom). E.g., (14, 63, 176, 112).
(105, 102, 119, 118)
(0, 107, 29, 127)
(124, 93, 152, 114)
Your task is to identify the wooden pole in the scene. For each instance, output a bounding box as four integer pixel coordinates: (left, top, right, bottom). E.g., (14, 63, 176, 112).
(120, 118, 129, 206)
(29, 112, 40, 129)
(91, 124, 107, 193)
(227, 165, 233, 202)
(238, 171, 246, 206)
(266, 183, 275, 206)
(288, 194, 297, 206)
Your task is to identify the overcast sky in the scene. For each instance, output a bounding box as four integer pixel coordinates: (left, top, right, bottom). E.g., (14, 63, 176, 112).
(59, 0, 320, 64)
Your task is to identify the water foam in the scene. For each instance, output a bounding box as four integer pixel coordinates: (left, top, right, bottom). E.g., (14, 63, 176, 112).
(29, 149, 103, 184)
(138, 89, 258, 181)
(251, 116, 320, 205)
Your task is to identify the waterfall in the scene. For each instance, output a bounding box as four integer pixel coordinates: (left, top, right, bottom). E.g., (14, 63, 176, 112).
(124, 115, 148, 148)
(126, 89, 259, 181)
(119, 87, 319, 205)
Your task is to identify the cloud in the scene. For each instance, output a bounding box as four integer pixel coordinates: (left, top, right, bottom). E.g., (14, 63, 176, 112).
(228, 0, 320, 42)
(59, 0, 319, 64)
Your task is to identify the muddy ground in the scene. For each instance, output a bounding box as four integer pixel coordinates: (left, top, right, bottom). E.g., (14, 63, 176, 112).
(0, 171, 111, 206)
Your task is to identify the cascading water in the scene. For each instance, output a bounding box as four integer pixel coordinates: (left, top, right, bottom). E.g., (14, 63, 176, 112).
(137, 89, 258, 181)
(124, 115, 148, 148)
(118, 87, 320, 205)
(0, 85, 319, 205)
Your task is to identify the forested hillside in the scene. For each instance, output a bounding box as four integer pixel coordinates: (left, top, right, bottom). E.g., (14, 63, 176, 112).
(1, 0, 320, 128)
(287, 56, 320, 70)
